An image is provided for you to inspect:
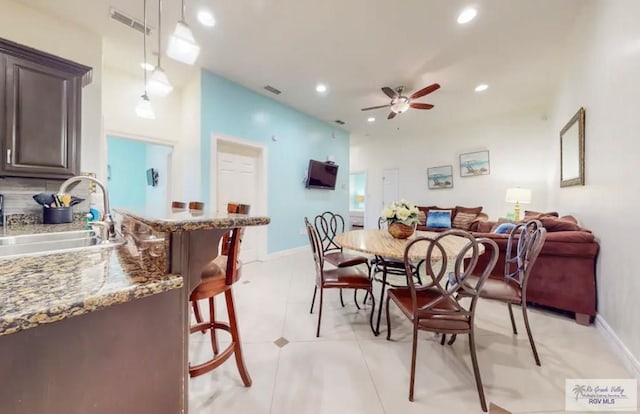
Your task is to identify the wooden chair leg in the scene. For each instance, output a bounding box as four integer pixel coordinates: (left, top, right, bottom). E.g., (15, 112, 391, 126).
(316, 288, 324, 337)
(225, 289, 252, 387)
(208, 297, 219, 355)
(409, 323, 418, 402)
(508, 303, 518, 335)
(522, 303, 541, 366)
(310, 286, 317, 314)
(192, 300, 203, 323)
(469, 329, 488, 412)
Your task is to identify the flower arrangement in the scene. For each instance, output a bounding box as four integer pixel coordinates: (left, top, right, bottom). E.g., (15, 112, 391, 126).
(382, 199, 420, 226)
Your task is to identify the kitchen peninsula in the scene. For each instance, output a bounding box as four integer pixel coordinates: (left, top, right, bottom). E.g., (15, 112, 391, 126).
(0, 209, 270, 414)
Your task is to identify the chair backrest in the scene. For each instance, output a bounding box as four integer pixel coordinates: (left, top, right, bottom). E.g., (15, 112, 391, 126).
(223, 226, 242, 285)
(220, 203, 250, 256)
(504, 219, 546, 291)
(403, 229, 499, 321)
(314, 211, 345, 254)
(305, 217, 325, 280)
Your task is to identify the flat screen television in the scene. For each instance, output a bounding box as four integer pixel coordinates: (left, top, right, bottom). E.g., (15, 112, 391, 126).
(305, 159, 338, 190)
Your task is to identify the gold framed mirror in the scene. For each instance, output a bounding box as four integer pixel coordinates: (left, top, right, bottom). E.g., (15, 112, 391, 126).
(560, 107, 585, 187)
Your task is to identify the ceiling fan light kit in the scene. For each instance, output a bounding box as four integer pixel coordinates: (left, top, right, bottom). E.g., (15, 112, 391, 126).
(361, 83, 440, 120)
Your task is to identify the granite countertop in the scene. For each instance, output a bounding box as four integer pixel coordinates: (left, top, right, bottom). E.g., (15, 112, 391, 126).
(116, 209, 271, 233)
(0, 243, 182, 336)
(1, 222, 88, 237)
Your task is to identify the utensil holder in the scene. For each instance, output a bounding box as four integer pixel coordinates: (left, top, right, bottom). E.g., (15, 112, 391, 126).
(43, 207, 73, 224)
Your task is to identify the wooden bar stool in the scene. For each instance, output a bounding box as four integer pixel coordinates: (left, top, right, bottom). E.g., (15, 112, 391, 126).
(188, 203, 251, 385)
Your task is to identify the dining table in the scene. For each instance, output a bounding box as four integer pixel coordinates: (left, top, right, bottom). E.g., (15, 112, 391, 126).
(334, 228, 485, 335)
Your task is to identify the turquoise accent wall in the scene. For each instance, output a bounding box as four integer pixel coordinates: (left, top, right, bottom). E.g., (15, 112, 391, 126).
(200, 70, 350, 253)
(107, 136, 147, 212)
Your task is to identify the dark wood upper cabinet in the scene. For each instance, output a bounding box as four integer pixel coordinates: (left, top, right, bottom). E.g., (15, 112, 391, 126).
(0, 38, 92, 179)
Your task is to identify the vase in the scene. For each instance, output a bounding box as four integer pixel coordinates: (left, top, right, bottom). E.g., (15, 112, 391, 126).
(387, 222, 415, 239)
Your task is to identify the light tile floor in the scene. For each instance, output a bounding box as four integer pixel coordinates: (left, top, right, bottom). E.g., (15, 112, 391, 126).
(189, 252, 635, 414)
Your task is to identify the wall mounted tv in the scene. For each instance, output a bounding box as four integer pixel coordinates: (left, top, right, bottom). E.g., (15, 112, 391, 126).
(305, 159, 339, 190)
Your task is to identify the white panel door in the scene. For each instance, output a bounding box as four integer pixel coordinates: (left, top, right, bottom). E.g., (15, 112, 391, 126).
(217, 151, 259, 263)
(382, 168, 400, 209)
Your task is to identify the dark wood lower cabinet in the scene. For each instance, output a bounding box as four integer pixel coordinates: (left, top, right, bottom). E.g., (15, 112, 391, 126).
(0, 290, 185, 414)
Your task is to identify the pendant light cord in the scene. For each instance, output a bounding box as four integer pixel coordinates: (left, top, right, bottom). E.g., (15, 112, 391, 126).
(157, 0, 162, 69)
(181, 0, 186, 21)
(143, 0, 148, 95)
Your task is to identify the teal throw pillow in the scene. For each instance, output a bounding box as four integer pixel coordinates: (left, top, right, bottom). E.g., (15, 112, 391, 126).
(426, 210, 452, 228)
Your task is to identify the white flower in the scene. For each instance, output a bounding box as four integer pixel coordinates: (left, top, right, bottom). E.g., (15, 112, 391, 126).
(396, 207, 410, 220)
(383, 207, 395, 219)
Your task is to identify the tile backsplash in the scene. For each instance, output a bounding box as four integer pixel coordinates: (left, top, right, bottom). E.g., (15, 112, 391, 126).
(0, 177, 90, 223)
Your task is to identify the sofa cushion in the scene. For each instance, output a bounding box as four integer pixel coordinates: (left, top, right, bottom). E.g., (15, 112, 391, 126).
(540, 217, 582, 232)
(426, 210, 452, 228)
(476, 221, 494, 233)
(452, 212, 478, 230)
(490, 217, 522, 232)
(524, 210, 559, 219)
(455, 206, 483, 216)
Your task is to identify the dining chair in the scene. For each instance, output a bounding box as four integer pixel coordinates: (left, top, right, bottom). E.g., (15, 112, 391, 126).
(314, 211, 370, 309)
(385, 230, 499, 411)
(448, 220, 547, 366)
(306, 218, 376, 337)
(370, 217, 423, 335)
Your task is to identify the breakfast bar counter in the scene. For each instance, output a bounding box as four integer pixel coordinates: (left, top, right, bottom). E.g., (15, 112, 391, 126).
(0, 209, 270, 414)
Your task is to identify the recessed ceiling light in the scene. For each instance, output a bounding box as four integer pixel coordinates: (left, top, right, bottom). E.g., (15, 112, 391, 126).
(140, 62, 155, 71)
(367, 117, 375, 122)
(316, 83, 327, 93)
(457, 7, 477, 24)
(197, 9, 216, 27)
(475, 84, 489, 92)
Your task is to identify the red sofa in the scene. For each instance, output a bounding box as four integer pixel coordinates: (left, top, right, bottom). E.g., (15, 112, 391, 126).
(416, 205, 489, 232)
(472, 216, 599, 325)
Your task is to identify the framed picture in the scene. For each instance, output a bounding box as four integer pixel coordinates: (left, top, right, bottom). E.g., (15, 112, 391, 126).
(427, 165, 453, 189)
(459, 150, 490, 177)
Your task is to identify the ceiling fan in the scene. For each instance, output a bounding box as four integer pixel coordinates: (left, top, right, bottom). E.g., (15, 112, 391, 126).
(361, 83, 441, 119)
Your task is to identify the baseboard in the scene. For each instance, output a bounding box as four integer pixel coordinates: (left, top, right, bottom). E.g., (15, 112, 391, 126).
(595, 314, 640, 380)
(263, 245, 307, 261)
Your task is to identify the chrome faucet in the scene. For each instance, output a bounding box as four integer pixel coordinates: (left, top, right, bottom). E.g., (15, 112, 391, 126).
(59, 176, 116, 241)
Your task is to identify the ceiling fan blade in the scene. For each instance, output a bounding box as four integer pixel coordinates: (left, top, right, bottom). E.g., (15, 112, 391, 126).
(410, 83, 441, 99)
(361, 104, 392, 111)
(382, 87, 398, 99)
(410, 102, 434, 110)
(387, 111, 397, 120)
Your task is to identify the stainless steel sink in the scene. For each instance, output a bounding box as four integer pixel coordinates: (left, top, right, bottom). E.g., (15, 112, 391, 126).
(0, 230, 124, 258)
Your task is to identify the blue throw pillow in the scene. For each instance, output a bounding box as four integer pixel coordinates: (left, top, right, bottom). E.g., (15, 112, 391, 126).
(493, 222, 516, 234)
(426, 210, 452, 228)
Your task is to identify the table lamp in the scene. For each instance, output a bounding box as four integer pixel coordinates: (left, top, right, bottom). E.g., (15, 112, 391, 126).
(505, 188, 531, 220)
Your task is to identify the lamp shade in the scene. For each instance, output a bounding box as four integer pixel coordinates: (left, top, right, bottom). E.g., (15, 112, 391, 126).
(135, 93, 156, 119)
(505, 188, 532, 204)
(167, 21, 200, 65)
(147, 67, 173, 96)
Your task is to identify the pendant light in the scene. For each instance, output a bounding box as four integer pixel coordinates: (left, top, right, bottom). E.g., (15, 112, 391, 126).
(147, 0, 173, 96)
(167, 0, 200, 65)
(136, 0, 156, 119)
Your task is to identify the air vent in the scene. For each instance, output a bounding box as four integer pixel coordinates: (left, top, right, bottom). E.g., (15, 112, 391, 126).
(110, 7, 152, 35)
(264, 85, 281, 95)
(334, 120, 345, 125)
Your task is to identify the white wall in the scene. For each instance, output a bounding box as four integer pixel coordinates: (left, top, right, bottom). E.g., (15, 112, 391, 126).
(176, 71, 202, 203)
(0, 0, 102, 177)
(351, 109, 552, 228)
(548, 0, 640, 370)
